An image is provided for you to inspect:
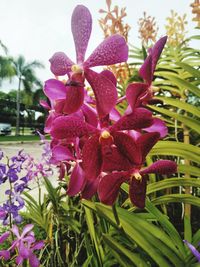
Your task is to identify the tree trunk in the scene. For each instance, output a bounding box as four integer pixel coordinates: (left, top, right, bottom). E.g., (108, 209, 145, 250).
(15, 76, 21, 136)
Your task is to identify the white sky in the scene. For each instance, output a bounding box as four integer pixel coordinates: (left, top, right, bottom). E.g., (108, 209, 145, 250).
(0, 0, 198, 92)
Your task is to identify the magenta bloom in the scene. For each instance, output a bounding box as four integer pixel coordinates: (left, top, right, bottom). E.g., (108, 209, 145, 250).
(98, 131, 177, 208)
(126, 36, 167, 106)
(48, 5, 128, 118)
(50, 107, 154, 180)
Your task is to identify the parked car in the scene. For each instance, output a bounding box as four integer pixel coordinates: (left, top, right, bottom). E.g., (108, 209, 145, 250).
(0, 123, 12, 136)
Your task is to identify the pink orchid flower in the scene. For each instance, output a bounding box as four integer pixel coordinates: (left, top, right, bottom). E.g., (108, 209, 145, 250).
(98, 131, 177, 208)
(47, 5, 128, 118)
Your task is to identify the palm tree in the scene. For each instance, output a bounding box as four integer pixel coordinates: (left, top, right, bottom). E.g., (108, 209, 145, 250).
(11, 55, 44, 135)
(0, 41, 15, 84)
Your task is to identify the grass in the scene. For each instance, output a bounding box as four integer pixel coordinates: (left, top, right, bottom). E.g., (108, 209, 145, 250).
(0, 135, 40, 142)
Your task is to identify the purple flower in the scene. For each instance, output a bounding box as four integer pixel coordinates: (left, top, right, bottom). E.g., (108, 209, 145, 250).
(0, 224, 44, 267)
(184, 240, 200, 262)
(46, 5, 128, 118)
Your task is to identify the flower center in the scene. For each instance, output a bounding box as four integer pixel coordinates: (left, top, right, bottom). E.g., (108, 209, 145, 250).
(71, 64, 83, 73)
(100, 130, 111, 139)
(131, 172, 142, 182)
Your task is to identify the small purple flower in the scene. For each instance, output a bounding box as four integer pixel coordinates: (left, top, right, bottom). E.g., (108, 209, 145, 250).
(184, 240, 200, 262)
(0, 224, 44, 267)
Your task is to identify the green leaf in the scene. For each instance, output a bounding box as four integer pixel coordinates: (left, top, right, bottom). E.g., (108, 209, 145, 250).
(158, 73, 200, 97)
(184, 215, 192, 243)
(147, 178, 200, 194)
(156, 96, 200, 118)
(95, 203, 183, 266)
(84, 206, 104, 265)
(149, 105, 200, 134)
(150, 141, 200, 163)
(152, 194, 200, 207)
(178, 165, 200, 177)
(176, 62, 200, 79)
(145, 200, 185, 257)
(102, 234, 148, 267)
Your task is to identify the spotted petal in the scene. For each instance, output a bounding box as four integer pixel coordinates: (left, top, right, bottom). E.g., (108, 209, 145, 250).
(110, 108, 153, 132)
(137, 132, 160, 162)
(82, 134, 102, 180)
(126, 83, 149, 109)
(49, 52, 74, 76)
(50, 115, 97, 139)
(71, 5, 92, 63)
(84, 34, 128, 68)
(139, 36, 167, 84)
(141, 160, 177, 175)
(62, 85, 85, 114)
(112, 132, 142, 165)
(98, 172, 128, 205)
(85, 69, 118, 118)
(129, 176, 147, 209)
(67, 163, 85, 196)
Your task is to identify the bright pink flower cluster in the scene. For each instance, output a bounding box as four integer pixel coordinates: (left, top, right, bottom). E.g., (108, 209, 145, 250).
(42, 5, 177, 209)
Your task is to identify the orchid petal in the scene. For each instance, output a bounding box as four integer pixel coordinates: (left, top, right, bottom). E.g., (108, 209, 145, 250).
(144, 118, 168, 138)
(85, 69, 118, 118)
(11, 225, 20, 238)
(40, 100, 51, 110)
(129, 176, 147, 209)
(44, 79, 66, 100)
(71, 5, 92, 63)
(137, 132, 160, 161)
(102, 146, 132, 172)
(84, 34, 128, 68)
(67, 163, 85, 196)
(139, 54, 153, 84)
(44, 112, 59, 133)
(0, 250, 10, 260)
(81, 177, 99, 199)
(16, 255, 24, 265)
(98, 172, 128, 205)
(101, 70, 117, 86)
(0, 231, 10, 244)
(21, 224, 34, 237)
(82, 103, 98, 127)
(141, 160, 177, 175)
(139, 36, 167, 84)
(82, 134, 102, 180)
(51, 145, 74, 162)
(19, 242, 30, 258)
(62, 86, 84, 114)
(110, 108, 153, 132)
(31, 241, 45, 250)
(29, 253, 40, 267)
(49, 52, 74, 76)
(109, 107, 121, 122)
(151, 36, 168, 74)
(50, 115, 97, 139)
(112, 132, 142, 165)
(126, 83, 149, 109)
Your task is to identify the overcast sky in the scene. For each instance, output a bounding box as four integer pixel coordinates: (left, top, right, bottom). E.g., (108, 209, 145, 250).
(0, 0, 198, 92)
